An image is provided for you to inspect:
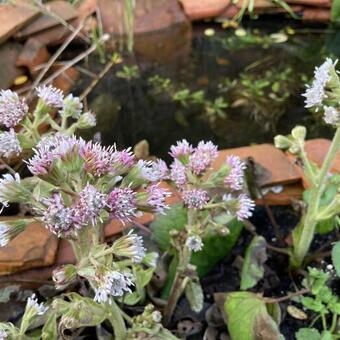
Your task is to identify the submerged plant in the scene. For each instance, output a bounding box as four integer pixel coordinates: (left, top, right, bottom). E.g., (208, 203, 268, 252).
(275, 58, 340, 268)
(219, 65, 299, 131)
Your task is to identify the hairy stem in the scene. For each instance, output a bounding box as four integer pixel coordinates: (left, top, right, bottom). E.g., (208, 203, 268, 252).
(291, 127, 340, 268)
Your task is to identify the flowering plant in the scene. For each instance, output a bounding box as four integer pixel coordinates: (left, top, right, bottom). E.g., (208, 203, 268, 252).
(0, 85, 96, 166)
(156, 140, 254, 323)
(0, 83, 256, 338)
(275, 58, 340, 268)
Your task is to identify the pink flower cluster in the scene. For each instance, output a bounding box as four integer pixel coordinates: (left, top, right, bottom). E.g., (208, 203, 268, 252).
(27, 135, 134, 177)
(0, 90, 28, 128)
(167, 139, 254, 219)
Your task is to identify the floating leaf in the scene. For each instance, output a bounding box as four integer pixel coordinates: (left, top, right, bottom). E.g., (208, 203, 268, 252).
(240, 236, 267, 290)
(224, 292, 283, 340)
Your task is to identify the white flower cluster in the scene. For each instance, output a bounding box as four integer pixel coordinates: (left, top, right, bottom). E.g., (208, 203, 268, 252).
(303, 58, 340, 126)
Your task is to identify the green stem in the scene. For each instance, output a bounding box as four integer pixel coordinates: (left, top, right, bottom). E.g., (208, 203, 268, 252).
(291, 127, 340, 268)
(330, 313, 338, 334)
(107, 299, 126, 340)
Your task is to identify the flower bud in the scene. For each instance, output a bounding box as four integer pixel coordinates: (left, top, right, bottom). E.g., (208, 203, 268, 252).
(274, 135, 292, 149)
(77, 111, 96, 129)
(52, 264, 77, 290)
(291, 126, 307, 141)
(59, 94, 83, 119)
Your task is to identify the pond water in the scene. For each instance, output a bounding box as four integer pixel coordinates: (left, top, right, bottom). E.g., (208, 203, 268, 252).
(76, 18, 340, 161)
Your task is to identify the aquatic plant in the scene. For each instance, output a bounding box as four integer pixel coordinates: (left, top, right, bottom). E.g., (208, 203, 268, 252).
(219, 65, 300, 131)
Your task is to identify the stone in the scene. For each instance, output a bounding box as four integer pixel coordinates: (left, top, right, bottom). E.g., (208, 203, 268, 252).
(0, 222, 58, 275)
(303, 8, 330, 21)
(213, 144, 301, 187)
(0, 0, 40, 44)
(16, 38, 50, 77)
(0, 42, 25, 90)
(14, 1, 78, 39)
(179, 0, 231, 20)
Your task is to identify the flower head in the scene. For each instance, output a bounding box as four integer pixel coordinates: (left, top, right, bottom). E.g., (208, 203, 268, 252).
(59, 94, 83, 118)
(42, 193, 81, 237)
(0, 173, 20, 210)
(27, 134, 82, 175)
(73, 184, 107, 226)
(79, 141, 116, 176)
(169, 139, 193, 159)
(0, 329, 6, 339)
(136, 160, 166, 182)
(224, 155, 246, 191)
(170, 159, 187, 186)
(36, 85, 64, 108)
(302, 58, 337, 109)
(78, 111, 97, 128)
(186, 235, 203, 252)
(182, 188, 209, 209)
(223, 193, 255, 220)
(26, 294, 48, 316)
(113, 230, 146, 263)
(0, 90, 28, 128)
(145, 184, 170, 214)
(107, 187, 137, 221)
(0, 129, 22, 159)
(94, 271, 134, 303)
(189, 141, 218, 175)
(323, 106, 339, 126)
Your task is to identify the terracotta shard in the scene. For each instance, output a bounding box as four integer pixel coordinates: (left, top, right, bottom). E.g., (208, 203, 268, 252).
(16, 38, 50, 77)
(0, 0, 40, 44)
(0, 42, 25, 90)
(213, 144, 301, 187)
(15, 0, 78, 39)
(0, 222, 58, 275)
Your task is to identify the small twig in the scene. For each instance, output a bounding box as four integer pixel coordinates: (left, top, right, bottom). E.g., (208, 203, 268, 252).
(30, 0, 90, 44)
(0, 158, 17, 175)
(40, 34, 109, 87)
(26, 23, 84, 100)
(132, 219, 151, 234)
(258, 187, 284, 245)
(264, 288, 310, 304)
(80, 59, 115, 100)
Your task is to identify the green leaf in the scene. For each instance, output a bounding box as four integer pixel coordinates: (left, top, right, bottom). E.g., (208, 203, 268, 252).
(191, 219, 243, 277)
(185, 279, 204, 313)
(332, 0, 340, 22)
(332, 241, 340, 277)
(124, 291, 141, 305)
(240, 236, 267, 290)
(295, 328, 321, 340)
(150, 203, 187, 251)
(42, 313, 57, 340)
(161, 254, 179, 300)
(224, 292, 283, 340)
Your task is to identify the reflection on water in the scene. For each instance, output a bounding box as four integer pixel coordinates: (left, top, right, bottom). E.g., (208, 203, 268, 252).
(77, 19, 340, 161)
